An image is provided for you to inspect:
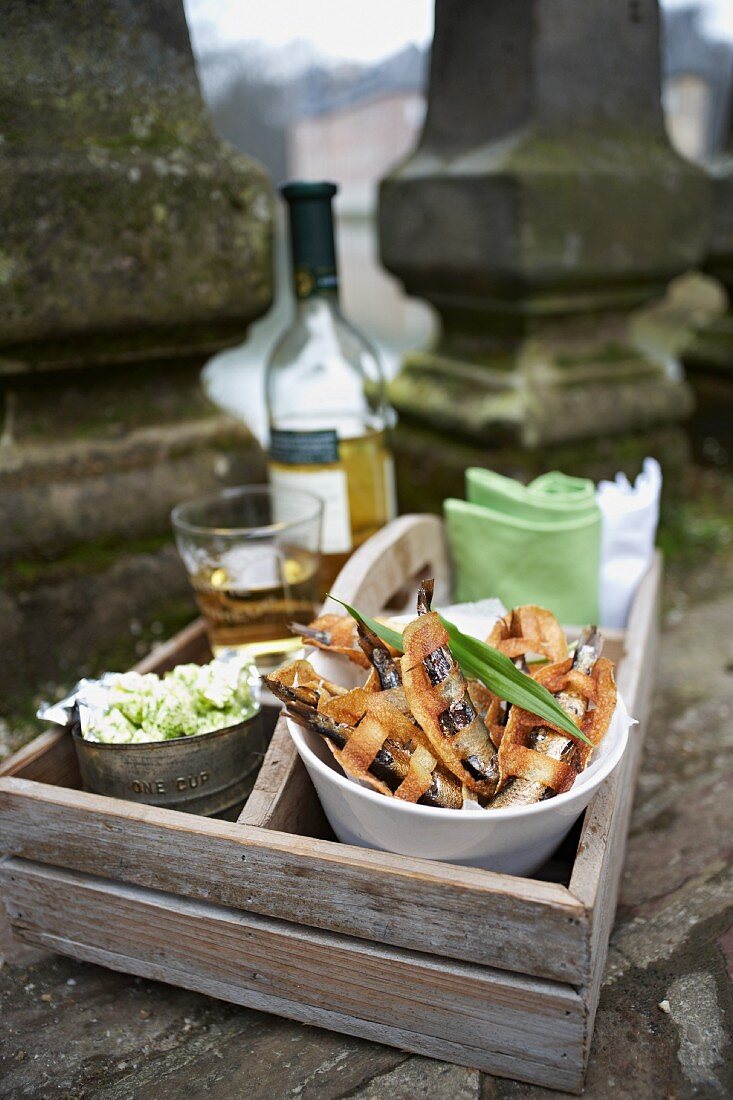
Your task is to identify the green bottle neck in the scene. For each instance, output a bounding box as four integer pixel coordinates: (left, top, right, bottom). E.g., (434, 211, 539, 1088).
(281, 181, 340, 302)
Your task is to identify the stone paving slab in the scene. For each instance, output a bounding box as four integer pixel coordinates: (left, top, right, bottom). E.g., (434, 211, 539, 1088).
(1, 591, 732, 1098)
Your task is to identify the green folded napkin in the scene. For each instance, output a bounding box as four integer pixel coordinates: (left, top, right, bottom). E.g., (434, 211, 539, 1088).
(444, 468, 601, 624)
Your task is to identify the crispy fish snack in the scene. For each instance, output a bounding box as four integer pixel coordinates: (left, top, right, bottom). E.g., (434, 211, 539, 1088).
(465, 679, 499, 746)
(533, 656, 617, 772)
(496, 648, 617, 800)
(293, 613, 400, 670)
(483, 605, 569, 747)
(357, 622, 415, 720)
(486, 605, 568, 664)
(402, 582, 499, 799)
(271, 596, 619, 813)
(267, 666, 464, 808)
(263, 658, 346, 708)
(321, 690, 406, 798)
(320, 689, 463, 807)
(357, 621, 402, 688)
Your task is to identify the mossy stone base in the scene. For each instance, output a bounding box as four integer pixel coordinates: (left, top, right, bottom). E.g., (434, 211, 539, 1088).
(390, 329, 692, 449)
(0, 356, 267, 745)
(676, 300, 733, 464)
(681, 368, 733, 468)
(0, 359, 266, 560)
(0, 540, 198, 754)
(683, 312, 733, 377)
(393, 419, 688, 516)
(0, 2, 274, 752)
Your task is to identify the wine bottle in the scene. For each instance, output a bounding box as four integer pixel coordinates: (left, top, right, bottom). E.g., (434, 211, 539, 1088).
(265, 180, 396, 588)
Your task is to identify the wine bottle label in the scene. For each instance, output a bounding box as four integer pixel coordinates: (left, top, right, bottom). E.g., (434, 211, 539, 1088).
(269, 466, 352, 555)
(270, 428, 339, 466)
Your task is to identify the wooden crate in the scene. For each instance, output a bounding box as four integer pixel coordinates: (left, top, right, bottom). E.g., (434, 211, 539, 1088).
(0, 515, 660, 1092)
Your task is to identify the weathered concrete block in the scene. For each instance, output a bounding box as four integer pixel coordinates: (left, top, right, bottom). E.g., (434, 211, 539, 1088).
(0, 356, 268, 735)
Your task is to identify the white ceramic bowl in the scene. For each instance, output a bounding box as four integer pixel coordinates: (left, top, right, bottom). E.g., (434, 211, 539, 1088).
(287, 633, 631, 876)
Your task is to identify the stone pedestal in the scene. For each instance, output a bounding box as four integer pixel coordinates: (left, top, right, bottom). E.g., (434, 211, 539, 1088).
(379, 0, 707, 460)
(0, 1, 272, 745)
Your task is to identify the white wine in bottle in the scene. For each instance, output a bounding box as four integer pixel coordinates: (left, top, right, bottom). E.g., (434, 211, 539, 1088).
(265, 181, 396, 589)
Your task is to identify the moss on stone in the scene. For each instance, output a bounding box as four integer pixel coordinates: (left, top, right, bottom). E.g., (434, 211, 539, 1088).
(393, 419, 689, 515)
(1, 533, 174, 590)
(4, 361, 222, 443)
(390, 339, 692, 448)
(554, 343, 633, 369)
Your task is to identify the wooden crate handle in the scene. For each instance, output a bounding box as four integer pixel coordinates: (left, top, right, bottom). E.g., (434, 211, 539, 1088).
(323, 513, 450, 615)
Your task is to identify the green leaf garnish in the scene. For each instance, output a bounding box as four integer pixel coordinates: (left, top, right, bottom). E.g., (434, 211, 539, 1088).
(327, 596, 404, 651)
(328, 595, 592, 747)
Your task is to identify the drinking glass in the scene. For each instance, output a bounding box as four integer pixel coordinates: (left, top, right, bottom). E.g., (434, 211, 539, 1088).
(172, 485, 323, 673)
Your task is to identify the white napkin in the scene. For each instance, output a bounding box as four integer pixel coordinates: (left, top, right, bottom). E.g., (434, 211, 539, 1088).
(596, 457, 662, 628)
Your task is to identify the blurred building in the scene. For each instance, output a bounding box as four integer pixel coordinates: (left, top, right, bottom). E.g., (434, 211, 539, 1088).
(285, 45, 433, 352)
(289, 91, 425, 208)
(287, 46, 426, 208)
(663, 6, 733, 161)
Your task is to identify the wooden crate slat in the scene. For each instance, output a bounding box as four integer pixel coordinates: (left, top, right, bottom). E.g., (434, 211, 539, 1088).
(1, 858, 586, 1092)
(564, 554, 660, 1072)
(574, 571, 660, 1053)
(21, 931, 585, 1092)
(0, 777, 588, 984)
(237, 716, 330, 836)
(0, 727, 80, 786)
